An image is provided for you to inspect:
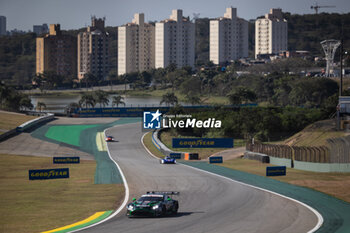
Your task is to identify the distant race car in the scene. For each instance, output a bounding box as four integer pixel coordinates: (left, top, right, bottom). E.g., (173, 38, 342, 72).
(105, 136, 114, 142)
(160, 156, 176, 164)
(126, 191, 179, 217)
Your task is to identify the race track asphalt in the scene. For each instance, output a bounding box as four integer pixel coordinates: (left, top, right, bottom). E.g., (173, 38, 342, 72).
(82, 122, 318, 233)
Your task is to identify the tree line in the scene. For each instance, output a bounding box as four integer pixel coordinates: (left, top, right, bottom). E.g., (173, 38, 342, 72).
(166, 106, 325, 142)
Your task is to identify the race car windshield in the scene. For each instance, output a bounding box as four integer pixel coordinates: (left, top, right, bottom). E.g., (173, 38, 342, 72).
(138, 196, 163, 202)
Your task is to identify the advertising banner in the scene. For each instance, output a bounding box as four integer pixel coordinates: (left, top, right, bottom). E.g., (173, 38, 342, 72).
(172, 138, 234, 148)
(53, 157, 80, 164)
(266, 166, 286, 176)
(29, 168, 69, 180)
(209, 156, 223, 163)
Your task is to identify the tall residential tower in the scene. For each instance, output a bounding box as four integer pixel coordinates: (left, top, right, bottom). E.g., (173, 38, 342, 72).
(210, 7, 248, 65)
(255, 8, 288, 58)
(78, 17, 109, 81)
(155, 10, 195, 69)
(0, 16, 6, 36)
(118, 13, 155, 76)
(36, 24, 77, 77)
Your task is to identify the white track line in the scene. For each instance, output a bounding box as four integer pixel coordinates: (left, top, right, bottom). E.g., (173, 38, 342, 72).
(140, 133, 323, 233)
(71, 127, 130, 233)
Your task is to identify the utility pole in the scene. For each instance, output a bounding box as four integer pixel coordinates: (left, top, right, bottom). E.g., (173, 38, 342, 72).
(340, 21, 344, 96)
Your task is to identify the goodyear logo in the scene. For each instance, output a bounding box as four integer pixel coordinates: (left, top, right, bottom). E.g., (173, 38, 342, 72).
(29, 168, 69, 180)
(209, 156, 223, 163)
(173, 138, 234, 148)
(169, 153, 182, 159)
(266, 166, 286, 176)
(53, 157, 80, 164)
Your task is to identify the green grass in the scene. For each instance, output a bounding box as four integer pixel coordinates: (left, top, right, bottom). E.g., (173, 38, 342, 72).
(0, 112, 37, 134)
(0, 154, 124, 233)
(220, 158, 350, 203)
(143, 132, 165, 159)
(283, 119, 347, 147)
(45, 125, 98, 147)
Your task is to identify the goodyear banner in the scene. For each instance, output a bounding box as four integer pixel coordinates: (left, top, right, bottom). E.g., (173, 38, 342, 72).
(209, 156, 223, 163)
(266, 166, 286, 176)
(172, 138, 234, 148)
(53, 157, 80, 164)
(29, 168, 69, 180)
(169, 153, 182, 159)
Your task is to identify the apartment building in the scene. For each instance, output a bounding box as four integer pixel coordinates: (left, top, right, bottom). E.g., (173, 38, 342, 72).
(78, 17, 109, 80)
(0, 16, 6, 36)
(210, 7, 248, 65)
(36, 24, 77, 77)
(255, 8, 288, 58)
(118, 13, 155, 76)
(33, 24, 48, 35)
(155, 9, 195, 69)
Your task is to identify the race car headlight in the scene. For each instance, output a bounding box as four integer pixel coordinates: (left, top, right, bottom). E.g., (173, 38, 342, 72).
(152, 205, 159, 210)
(127, 205, 135, 211)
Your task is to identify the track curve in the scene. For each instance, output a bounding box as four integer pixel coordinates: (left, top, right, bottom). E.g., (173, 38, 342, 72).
(82, 122, 318, 233)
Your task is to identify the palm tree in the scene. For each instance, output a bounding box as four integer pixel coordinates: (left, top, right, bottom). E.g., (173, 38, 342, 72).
(94, 90, 109, 108)
(79, 93, 96, 108)
(66, 102, 80, 116)
(112, 95, 125, 107)
(0, 84, 12, 108)
(36, 102, 46, 112)
(19, 96, 33, 111)
(160, 92, 178, 106)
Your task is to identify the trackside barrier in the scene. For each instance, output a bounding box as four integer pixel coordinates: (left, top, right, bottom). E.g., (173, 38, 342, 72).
(244, 151, 270, 163)
(16, 113, 54, 132)
(246, 139, 350, 172)
(152, 129, 201, 160)
(246, 141, 330, 163)
(0, 113, 54, 142)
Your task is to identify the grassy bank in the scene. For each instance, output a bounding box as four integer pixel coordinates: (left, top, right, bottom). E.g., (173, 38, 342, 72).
(0, 112, 37, 134)
(0, 154, 123, 233)
(283, 119, 347, 146)
(143, 131, 350, 203)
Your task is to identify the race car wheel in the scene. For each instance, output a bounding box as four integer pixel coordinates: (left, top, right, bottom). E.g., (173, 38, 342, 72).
(172, 202, 179, 215)
(162, 206, 166, 216)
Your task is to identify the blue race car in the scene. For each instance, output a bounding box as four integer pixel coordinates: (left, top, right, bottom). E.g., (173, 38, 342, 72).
(160, 156, 176, 164)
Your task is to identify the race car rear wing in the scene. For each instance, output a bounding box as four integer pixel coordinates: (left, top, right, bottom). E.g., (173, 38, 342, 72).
(147, 191, 180, 195)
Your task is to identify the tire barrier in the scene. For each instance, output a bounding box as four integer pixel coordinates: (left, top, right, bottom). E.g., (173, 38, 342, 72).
(244, 151, 270, 163)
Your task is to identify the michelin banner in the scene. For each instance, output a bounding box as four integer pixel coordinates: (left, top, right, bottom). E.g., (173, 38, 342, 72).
(172, 138, 234, 148)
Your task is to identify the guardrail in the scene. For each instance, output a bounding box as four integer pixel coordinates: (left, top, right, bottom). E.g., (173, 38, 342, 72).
(0, 113, 54, 142)
(16, 113, 55, 132)
(151, 129, 188, 159)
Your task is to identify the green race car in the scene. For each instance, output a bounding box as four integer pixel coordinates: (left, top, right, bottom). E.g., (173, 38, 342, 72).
(126, 191, 179, 217)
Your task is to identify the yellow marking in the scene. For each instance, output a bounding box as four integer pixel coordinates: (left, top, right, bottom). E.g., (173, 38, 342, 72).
(42, 211, 106, 233)
(96, 132, 107, 151)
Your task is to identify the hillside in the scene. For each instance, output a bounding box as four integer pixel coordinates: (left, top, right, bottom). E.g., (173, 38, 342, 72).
(283, 119, 347, 147)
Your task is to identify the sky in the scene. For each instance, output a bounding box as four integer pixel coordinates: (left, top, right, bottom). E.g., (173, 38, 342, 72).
(1, 0, 350, 31)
